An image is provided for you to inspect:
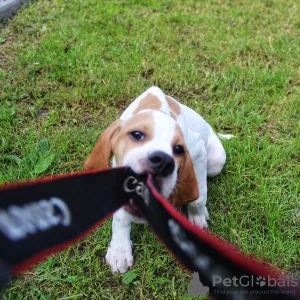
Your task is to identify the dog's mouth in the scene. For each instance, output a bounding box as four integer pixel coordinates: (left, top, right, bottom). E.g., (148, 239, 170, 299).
(151, 175, 163, 192)
(124, 173, 163, 218)
(124, 199, 143, 218)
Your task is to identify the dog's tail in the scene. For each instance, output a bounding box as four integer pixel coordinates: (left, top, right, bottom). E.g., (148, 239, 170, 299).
(217, 133, 236, 140)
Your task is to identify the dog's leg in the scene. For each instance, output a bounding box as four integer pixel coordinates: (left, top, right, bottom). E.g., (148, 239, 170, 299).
(187, 142, 209, 228)
(187, 134, 226, 228)
(105, 207, 133, 273)
(207, 134, 226, 177)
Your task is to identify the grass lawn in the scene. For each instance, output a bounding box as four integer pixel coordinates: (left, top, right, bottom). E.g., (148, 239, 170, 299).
(0, 0, 299, 298)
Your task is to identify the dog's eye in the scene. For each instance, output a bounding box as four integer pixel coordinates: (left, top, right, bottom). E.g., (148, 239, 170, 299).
(173, 145, 184, 156)
(130, 131, 145, 141)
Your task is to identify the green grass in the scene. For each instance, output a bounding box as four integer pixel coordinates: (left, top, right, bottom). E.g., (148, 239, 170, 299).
(0, 0, 299, 298)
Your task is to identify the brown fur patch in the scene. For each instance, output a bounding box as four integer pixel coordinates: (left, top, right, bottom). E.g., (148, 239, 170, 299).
(133, 94, 162, 115)
(84, 120, 123, 170)
(166, 96, 181, 120)
(113, 112, 155, 165)
(169, 125, 199, 206)
(84, 113, 155, 170)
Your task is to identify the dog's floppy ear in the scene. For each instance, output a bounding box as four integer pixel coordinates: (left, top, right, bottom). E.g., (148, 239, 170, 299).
(169, 148, 199, 206)
(84, 120, 122, 170)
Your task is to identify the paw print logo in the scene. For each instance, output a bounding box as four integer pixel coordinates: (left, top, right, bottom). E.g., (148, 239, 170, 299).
(256, 276, 266, 287)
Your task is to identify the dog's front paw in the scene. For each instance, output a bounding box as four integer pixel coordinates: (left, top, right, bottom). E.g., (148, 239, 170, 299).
(188, 214, 208, 228)
(188, 206, 209, 228)
(105, 240, 133, 273)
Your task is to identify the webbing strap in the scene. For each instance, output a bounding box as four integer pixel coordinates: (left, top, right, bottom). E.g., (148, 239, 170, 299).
(0, 168, 141, 273)
(0, 168, 298, 299)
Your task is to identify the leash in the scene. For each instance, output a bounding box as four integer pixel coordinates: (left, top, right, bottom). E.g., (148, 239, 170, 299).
(0, 168, 299, 299)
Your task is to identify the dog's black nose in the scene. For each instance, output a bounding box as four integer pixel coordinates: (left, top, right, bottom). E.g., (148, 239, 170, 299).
(148, 151, 175, 177)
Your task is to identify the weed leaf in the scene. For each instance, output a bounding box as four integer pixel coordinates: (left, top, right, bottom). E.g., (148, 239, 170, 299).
(33, 153, 55, 175)
(122, 270, 137, 284)
(37, 138, 50, 154)
(0, 155, 22, 165)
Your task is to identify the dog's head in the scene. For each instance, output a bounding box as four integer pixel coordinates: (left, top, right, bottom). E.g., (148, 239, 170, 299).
(84, 96, 199, 207)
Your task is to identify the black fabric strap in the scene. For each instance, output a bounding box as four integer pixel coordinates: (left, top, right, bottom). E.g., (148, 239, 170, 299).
(0, 168, 144, 272)
(0, 168, 299, 299)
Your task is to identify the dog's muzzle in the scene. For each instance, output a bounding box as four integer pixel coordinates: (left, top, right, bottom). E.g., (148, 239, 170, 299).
(147, 151, 175, 177)
(124, 152, 175, 218)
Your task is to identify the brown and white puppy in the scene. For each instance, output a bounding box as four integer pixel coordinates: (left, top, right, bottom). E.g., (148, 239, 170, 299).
(84, 86, 226, 273)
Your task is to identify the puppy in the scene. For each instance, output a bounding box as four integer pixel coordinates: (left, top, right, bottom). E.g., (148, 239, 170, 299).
(84, 86, 226, 273)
